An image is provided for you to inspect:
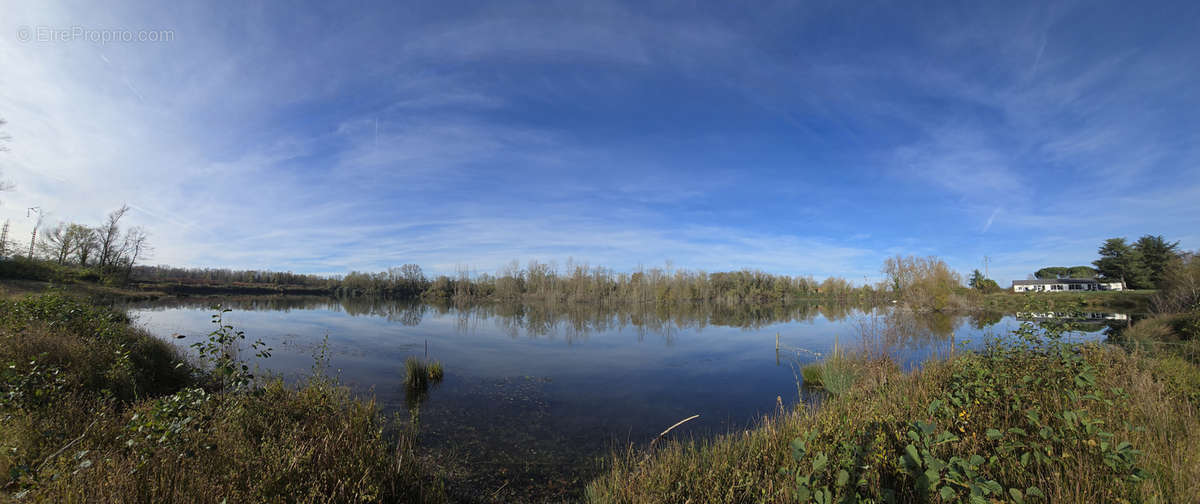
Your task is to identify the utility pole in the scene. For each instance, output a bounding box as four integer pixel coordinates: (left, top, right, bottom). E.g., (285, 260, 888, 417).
(983, 255, 991, 279)
(26, 206, 42, 259)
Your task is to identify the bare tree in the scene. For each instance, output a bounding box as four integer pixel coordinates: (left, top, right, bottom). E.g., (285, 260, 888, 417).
(97, 204, 130, 268)
(121, 227, 151, 279)
(38, 222, 77, 264)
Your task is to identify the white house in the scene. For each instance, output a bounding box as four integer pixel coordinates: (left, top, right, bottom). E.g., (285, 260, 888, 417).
(1011, 278, 1125, 293)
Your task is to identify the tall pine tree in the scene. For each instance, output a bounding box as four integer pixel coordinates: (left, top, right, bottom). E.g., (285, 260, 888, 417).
(1133, 234, 1181, 289)
(1094, 238, 1150, 289)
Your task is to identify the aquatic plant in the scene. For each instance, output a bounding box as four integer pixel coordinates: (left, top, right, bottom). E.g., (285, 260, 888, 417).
(403, 357, 445, 409)
(404, 357, 444, 388)
(799, 344, 858, 397)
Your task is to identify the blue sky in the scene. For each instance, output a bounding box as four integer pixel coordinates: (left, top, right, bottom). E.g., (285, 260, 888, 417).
(1, 0, 1198, 284)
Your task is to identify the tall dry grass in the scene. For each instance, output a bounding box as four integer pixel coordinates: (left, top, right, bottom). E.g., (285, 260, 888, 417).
(0, 293, 446, 503)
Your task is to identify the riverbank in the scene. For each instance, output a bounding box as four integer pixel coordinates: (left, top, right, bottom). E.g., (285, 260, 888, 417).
(586, 313, 1200, 502)
(2, 277, 1180, 501)
(0, 293, 447, 502)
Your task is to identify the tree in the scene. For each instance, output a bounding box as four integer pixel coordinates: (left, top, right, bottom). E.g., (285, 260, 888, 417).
(66, 224, 97, 266)
(882, 255, 962, 310)
(968, 269, 1001, 293)
(1152, 251, 1200, 313)
(97, 204, 130, 268)
(1034, 266, 1096, 279)
(38, 222, 76, 264)
(1133, 234, 1180, 289)
(120, 227, 151, 279)
(1094, 238, 1149, 289)
(968, 269, 985, 288)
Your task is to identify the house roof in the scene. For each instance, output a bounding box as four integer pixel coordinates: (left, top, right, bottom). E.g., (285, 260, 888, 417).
(1012, 278, 1100, 286)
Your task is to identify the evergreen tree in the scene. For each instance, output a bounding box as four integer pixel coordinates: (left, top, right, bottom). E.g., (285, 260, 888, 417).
(1093, 238, 1149, 288)
(1133, 234, 1180, 289)
(968, 269, 983, 288)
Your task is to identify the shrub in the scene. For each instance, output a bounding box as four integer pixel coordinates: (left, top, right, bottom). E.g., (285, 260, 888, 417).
(588, 320, 1200, 503)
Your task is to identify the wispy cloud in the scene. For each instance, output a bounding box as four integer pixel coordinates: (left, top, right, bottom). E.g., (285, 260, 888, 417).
(1, 0, 1197, 285)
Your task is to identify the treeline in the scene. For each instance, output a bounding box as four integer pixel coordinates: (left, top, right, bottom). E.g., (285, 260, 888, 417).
(125, 256, 979, 311)
(415, 260, 874, 305)
(1034, 265, 1097, 279)
(1026, 235, 1184, 290)
(133, 265, 335, 288)
(129, 260, 889, 305)
(0, 205, 150, 283)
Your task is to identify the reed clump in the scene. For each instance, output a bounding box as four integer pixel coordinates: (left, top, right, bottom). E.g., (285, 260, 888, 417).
(799, 344, 861, 397)
(404, 357, 445, 389)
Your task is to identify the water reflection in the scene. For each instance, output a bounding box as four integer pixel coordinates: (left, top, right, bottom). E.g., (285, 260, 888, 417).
(124, 296, 1129, 502)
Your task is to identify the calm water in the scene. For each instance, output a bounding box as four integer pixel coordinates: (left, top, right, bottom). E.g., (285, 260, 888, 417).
(124, 297, 1123, 501)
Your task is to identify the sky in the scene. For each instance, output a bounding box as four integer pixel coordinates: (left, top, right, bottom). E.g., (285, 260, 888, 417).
(1, 0, 1198, 284)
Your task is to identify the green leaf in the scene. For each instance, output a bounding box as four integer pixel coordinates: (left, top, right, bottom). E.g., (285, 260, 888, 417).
(814, 489, 831, 504)
(1009, 487, 1024, 503)
(904, 444, 922, 469)
(985, 428, 1002, 440)
(1026, 486, 1044, 497)
(812, 452, 828, 473)
(836, 469, 849, 487)
(939, 486, 956, 500)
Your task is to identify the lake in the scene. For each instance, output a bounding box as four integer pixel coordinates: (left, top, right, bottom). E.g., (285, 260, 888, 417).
(124, 297, 1125, 501)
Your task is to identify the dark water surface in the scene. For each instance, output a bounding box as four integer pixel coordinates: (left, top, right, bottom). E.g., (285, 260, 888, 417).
(124, 297, 1124, 501)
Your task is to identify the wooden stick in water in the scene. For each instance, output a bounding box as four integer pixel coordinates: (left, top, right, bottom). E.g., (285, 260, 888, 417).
(648, 414, 700, 452)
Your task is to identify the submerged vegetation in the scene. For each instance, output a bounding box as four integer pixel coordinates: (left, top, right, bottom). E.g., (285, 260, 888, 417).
(0, 293, 446, 502)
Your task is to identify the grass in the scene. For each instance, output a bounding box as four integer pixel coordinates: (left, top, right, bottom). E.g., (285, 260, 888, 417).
(586, 319, 1200, 503)
(0, 293, 446, 503)
(800, 344, 859, 397)
(403, 357, 445, 410)
(982, 290, 1156, 312)
(1111, 310, 1200, 406)
(404, 357, 445, 389)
